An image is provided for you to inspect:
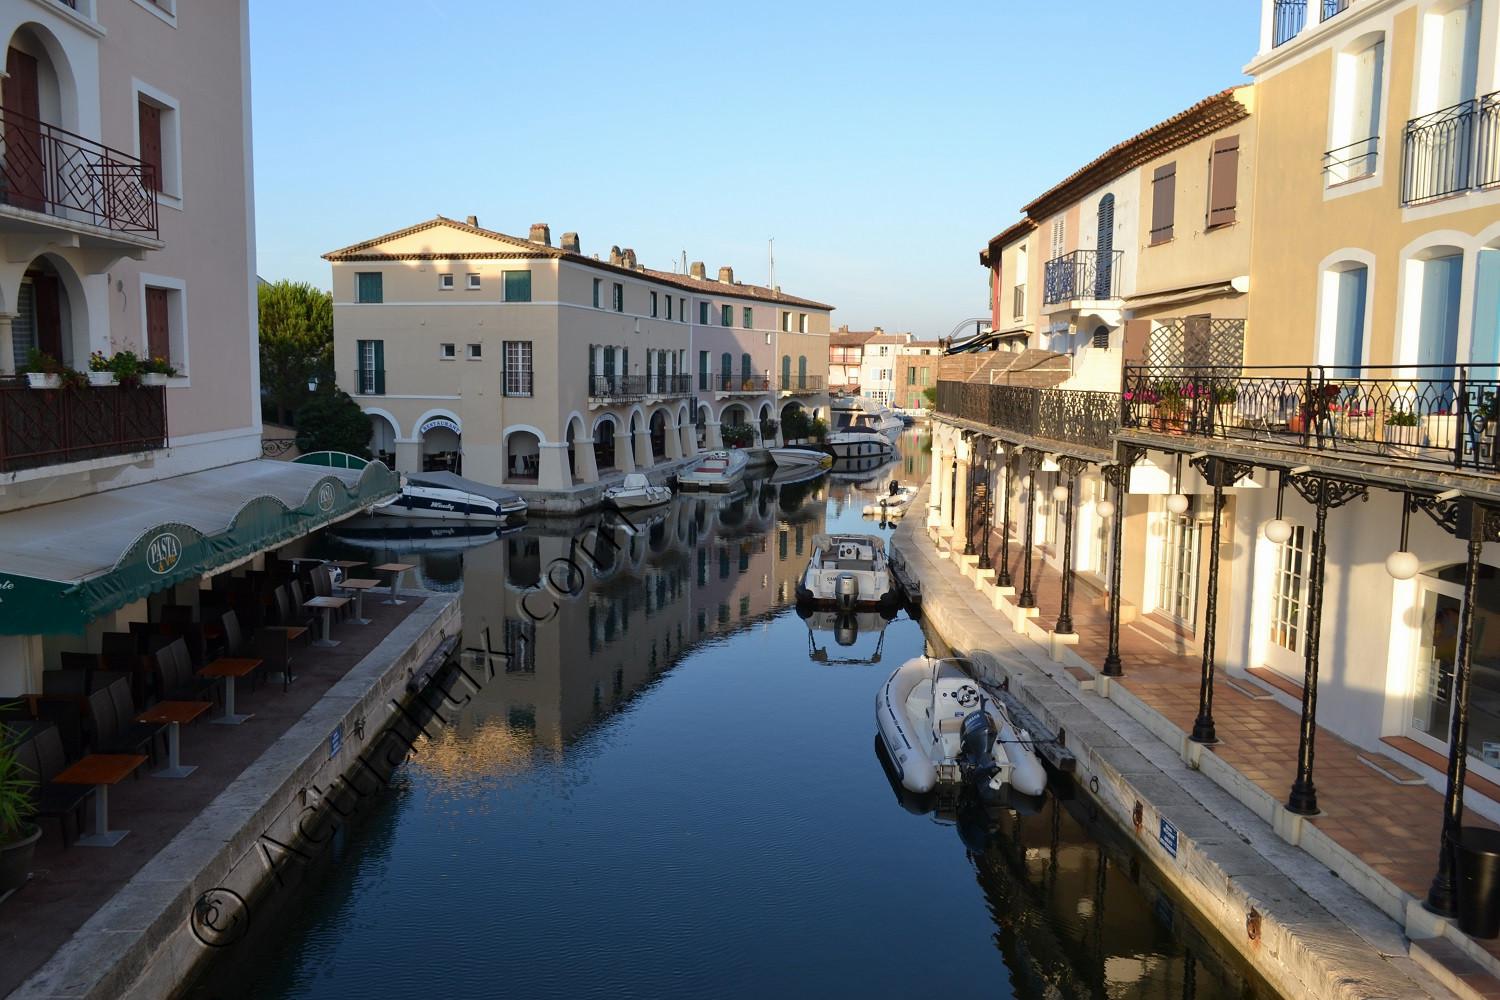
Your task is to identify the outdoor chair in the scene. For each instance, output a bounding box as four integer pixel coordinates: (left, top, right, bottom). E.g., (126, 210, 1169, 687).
(14, 727, 90, 848)
(253, 628, 296, 692)
(86, 683, 158, 768)
(273, 585, 317, 639)
(107, 679, 166, 762)
(154, 638, 218, 706)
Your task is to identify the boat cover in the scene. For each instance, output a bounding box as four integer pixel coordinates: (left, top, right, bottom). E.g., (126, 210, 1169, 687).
(407, 471, 524, 504)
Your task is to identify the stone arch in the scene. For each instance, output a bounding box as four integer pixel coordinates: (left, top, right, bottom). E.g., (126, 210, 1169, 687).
(648, 408, 670, 461)
(565, 412, 596, 484)
(11, 251, 91, 370)
(5, 21, 81, 134)
(592, 413, 619, 473)
(502, 424, 547, 484)
(362, 408, 399, 467)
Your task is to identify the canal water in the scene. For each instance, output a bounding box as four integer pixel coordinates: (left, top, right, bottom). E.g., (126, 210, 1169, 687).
(187, 429, 1267, 999)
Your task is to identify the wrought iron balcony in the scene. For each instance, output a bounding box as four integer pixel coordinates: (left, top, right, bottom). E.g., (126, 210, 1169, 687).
(1043, 249, 1122, 306)
(1402, 100, 1476, 204)
(935, 380, 1119, 454)
(1321, 0, 1350, 21)
(708, 374, 770, 394)
(0, 106, 158, 238)
(351, 368, 385, 396)
(0, 378, 166, 472)
(589, 374, 693, 401)
(1121, 363, 1500, 475)
(780, 375, 823, 394)
(1273, 0, 1307, 46)
(1323, 136, 1378, 185)
(1479, 92, 1500, 190)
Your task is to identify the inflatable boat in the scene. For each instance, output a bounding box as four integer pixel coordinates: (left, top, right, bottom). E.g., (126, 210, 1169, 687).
(876, 657, 1047, 796)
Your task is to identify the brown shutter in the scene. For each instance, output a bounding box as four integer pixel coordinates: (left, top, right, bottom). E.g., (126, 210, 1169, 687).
(5, 48, 43, 211)
(1123, 318, 1151, 364)
(33, 275, 60, 358)
(1208, 136, 1240, 228)
(1150, 162, 1176, 244)
(146, 287, 170, 362)
(138, 100, 162, 193)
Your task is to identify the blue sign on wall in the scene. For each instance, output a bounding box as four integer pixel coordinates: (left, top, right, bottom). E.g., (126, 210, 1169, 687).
(330, 723, 344, 759)
(1159, 816, 1179, 859)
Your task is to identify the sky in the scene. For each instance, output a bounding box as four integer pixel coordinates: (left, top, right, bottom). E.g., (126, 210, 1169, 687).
(248, 1, 1261, 339)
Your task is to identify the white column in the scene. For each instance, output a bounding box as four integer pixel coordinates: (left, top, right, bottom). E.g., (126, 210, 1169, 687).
(0, 315, 13, 375)
(680, 421, 698, 459)
(704, 419, 723, 449)
(538, 443, 570, 490)
(633, 425, 653, 468)
(573, 434, 599, 483)
(614, 430, 636, 473)
(666, 421, 684, 460)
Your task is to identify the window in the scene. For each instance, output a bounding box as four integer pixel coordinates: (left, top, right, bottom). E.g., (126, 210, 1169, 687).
(666, 295, 674, 321)
(1050, 218, 1065, 260)
(781, 311, 792, 332)
(742, 306, 752, 329)
(720, 352, 732, 384)
(798, 313, 808, 333)
(356, 339, 384, 395)
(651, 291, 659, 317)
(1092, 325, 1110, 349)
(612, 283, 624, 312)
(1150, 162, 1176, 244)
(355, 272, 383, 304)
(907, 366, 917, 385)
(1327, 264, 1369, 367)
(440, 342, 456, 359)
(1013, 284, 1025, 319)
(699, 301, 710, 325)
(1156, 505, 1200, 627)
(502, 271, 530, 301)
(741, 353, 752, 381)
(1416, 252, 1463, 370)
(699, 350, 710, 390)
(593, 278, 602, 308)
(1269, 525, 1309, 652)
(467, 273, 482, 290)
(1328, 40, 1383, 184)
(145, 286, 171, 364)
(135, 88, 181, 200)
(504, 341, 533, 396)
(721, 304, 732, 327)
(439, 273, 454, 290)
(1207, 136, 1239, 227)
(467, 343, 482, 360)
(679, 298, 686, 321)
(878, 345, 888, 356)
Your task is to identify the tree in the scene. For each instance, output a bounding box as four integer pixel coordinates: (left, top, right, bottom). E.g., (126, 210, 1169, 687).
(294, 389, 371, 458)
(921, 386, 937, 408)
(259, 280, 333, 425)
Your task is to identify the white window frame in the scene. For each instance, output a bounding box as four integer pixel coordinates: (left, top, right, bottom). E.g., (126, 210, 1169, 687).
(131, 79, 183, 208)
(1153, 504, 1201, 629)
(137, 272, 188, 382)
(440, 342, 456, 360)
(439, 273, 454, 290)
(128, 0, 176, 27)
(503, 341, 533, 397)
(467, 273, 481, 290)
(467, 342, 482, 360)
(1268, 523, 1310, 655)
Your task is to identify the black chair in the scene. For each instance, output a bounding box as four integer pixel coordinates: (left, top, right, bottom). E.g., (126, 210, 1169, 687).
(86, 683, 158, 768)
(253, 628, 297, 692)
(107, 679, 166, 760)
(14, 728, 89, 847)
(154, 638, 218, 705)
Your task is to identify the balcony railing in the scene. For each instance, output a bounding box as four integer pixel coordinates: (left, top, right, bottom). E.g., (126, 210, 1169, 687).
(708, 374, 770, 394)
(1121, 363, 1500, 474)
(352, 369, 384, 395)
(1323, 136, 1378, 185)
(589, 374, 693, 401)
(780, 375, 823, 394)
(1321, 0, 1350, 21)
(935, 380, 1119, 453)
(1402, 100, 1476, 204)
(0, 106, 158, 237)
(1043, 249, 1122, 306)
(0, 379, 166, 472)
(1273, 0, 1307, 46)
(1479, 92, 1500, 190)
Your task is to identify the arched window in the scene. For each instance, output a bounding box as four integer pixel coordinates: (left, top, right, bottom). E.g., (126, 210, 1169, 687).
(1325, 262, 1369, 369)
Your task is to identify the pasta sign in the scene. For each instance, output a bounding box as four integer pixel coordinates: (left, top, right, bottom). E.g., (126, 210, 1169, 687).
(147, 532, 183, 575)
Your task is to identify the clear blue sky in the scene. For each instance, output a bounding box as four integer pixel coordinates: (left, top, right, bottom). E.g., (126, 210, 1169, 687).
(249, 1, 1259, 339)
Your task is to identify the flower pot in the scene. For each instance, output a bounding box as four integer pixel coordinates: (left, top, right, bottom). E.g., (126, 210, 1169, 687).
(140, 373, 169, 387)
(87, 371, 118, 387)
(25, 373, 60, 389)
(1424, 414, 1458, 451)
(1384, 424, 1420, 456)
(0, 824, 40, 895)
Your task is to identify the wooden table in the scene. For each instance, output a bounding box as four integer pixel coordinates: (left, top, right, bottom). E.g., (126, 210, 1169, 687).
(327, 559, 366, 571)
(52, 753, 148, 846)
(303, 596, 350, 647)
(338, 578, 381, 624)
(373, 563, 415, 605)
(263, 625, 309, 642)
(135, 700, 213, 778)
(198, 657, 263, 725)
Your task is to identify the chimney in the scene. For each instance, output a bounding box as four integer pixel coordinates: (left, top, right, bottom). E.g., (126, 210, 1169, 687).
(718, 266, 734, 284)
(689, 261, 706, 280)
(529, 223, 551, 246)
(560, 231, 580, 253)
(622, 248, 638, 269)
(609, 245, 624, 266)
(464, 215, 478, 227)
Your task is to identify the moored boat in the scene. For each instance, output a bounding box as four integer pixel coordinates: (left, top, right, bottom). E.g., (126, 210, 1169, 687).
(604, 473, 673, 509)
(769, 446, 833, 470)
(826, 421, 895, 460)
(862, 483, 917, 519)
(377, 471, 528, 524)
(678, 449, 749, 492)
(831, 395, 904, 438)
(795, 532, 900, 613)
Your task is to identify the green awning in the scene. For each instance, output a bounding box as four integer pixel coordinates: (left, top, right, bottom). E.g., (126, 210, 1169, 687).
(0, 458, 398, 635)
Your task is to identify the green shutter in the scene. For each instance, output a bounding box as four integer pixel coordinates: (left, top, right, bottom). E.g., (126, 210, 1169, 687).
(373, 341, 385, 394)
(356, 272, 382, 304)
(504, 271, 532, 302)
(743, 307, 752, 329)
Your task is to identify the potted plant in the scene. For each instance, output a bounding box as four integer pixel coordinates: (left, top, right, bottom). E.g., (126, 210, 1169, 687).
(140, 355, 177, 386)
(0, 717, 40, 897)
(86, 351, 117, 387)
(23, 349, 63, 389)
(1385, 410, 1420, 455)
(108, 350, 143, 388)
(721, 424, 755, 449)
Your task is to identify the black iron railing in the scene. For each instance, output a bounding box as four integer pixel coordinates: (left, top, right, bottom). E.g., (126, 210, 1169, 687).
(1043, 249, 1123, 305)
(0, 106, 158, 237)
(352, 368, 384, 395)
(1478, 92, 1500, 189)
(1323, 136, 1378, 184)
(590, 374, 693, 400)
(1273, 0, 1307, 46)
(0, 379, 166, 472)
(708, 374, 770, 393)
(1321, 0, 1350, 21)
(780, 375, 823, 393)
(1403, 100, 1477, 204)
(1121, 363, 1500, 474)
(936, 380, 1119, 453)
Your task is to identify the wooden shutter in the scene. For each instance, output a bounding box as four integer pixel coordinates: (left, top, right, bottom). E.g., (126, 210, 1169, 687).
(1207, 136, 1240, 228)
(373, 340, 385, 394)
(138, 100, 163, 193)
(1150, 163, 1176, 244)
(5, 48, 43, 210)
(145, 286, 170, 361)
(33, 275, 61, 357)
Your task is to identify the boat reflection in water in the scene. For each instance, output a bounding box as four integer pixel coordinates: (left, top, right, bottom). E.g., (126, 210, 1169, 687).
(801, 609, 891, 664)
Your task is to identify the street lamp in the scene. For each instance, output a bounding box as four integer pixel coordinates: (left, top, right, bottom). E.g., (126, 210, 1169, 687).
(1263, 468, 1291, 544)
(1096, 499, 1116, 519)
(1386, 492, 1419, 580)
(1165, 453, 1188, 514)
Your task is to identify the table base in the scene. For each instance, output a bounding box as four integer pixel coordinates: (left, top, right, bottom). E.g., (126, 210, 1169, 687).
(312, 638, 340, 648)
(212, 712, 253, 726)
(76, 830, 129, 848)
(152, 764, 197, 779)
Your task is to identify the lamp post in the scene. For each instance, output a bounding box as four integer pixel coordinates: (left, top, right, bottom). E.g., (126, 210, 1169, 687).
(1100, 446, 1141, 677)
(1018, 451, 1040, 609)
(1054, 458, 1085, 635)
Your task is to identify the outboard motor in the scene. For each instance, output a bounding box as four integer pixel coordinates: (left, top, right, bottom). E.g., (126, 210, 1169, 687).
(835, 572, 859, 611)
(833, 612, 859, 647)
(959, 708, 998, 776)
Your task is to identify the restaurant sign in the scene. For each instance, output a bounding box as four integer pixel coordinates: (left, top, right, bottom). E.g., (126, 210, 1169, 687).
(419, 418, 460, 435)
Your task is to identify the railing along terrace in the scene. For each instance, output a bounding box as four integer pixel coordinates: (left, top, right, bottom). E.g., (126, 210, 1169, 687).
(0, 378, 167, 472)
(1403, 99, 1477, 204)
(1321, 0, 1350, 21)
(1323, 136, 1378, 185)
(591, 374, 691, 399)
(643, 373, 693, 396)
(0, 106, 158, 237)
(1273, 0, 1307, 46)
(1121, 364, 1500, 474)
(1042, 249, 1123, 306)
(780, 375, 823, 393)
(1478, 92, 1500, 189)
(710, 374, 770, 393)
(935, 380, 1119, 453)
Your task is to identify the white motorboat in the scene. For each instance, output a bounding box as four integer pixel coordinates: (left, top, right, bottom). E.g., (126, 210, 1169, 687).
(769, 446, 833, 470)
(604, 473, 673, 509)
(377, 471, 528, 524)
(831, 395, 904, 438)
(826, 418, 895, 460)
(330, 516, 503, 551)
(678, 449, 749, 492)
(863, 484, 918, 519)
(876, 657, 1047, 796)
(795, 532, 900, 613)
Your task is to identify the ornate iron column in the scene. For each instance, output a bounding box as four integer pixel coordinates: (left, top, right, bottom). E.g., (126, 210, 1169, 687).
(977, 438, 994, 571)
(1188, 456, 1254, 744)
(1285, 472, 1368, 816)
(963, 436, 977, 556)
(1424, 500, 1497, 915)
(1100, 446, 1141, 677)
(1018, 450, 1041, 609)
(949, 456, 958, 530)
(1055, 457, 1086, 635)
(998, 450, 1016, 588)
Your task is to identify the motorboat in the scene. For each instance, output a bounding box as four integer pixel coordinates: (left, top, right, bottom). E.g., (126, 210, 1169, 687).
(826, 416, 896, 460)
(876, 657, 1047, 796)
(769, 446, 833, 470)
(377, 471, 528, 524)
(829, 453, 900, 486)
(329, 516, 503, 552)
(796, 532, 900, 613)
(831, 395, 904, 438)
(604, 473, 673, 509)
(678, 449, 749, 492)
(801, 609, 891, 664)
(863, 483, 918, 520)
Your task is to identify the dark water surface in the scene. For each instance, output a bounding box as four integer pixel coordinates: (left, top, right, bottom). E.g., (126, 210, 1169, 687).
(187, 430, 1267, 999)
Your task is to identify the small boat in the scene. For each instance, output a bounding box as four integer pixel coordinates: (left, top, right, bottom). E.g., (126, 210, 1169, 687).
(876, 657, 1047, 796)
(863, 483, 918, 520)
(330, 516, 503, 552)
(831, 395, 904, 438)
(377, 471, 528, 524)
(796, 532, 900, 613)
(769, 446, 833, 470)
(604, 473, 673, 509)
(826, 428, 895, 460)
(678, 449, 749, 492)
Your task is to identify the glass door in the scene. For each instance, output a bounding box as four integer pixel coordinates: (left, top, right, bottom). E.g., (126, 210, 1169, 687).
(1156, 506, 1201, 629)
(1409, 565, 1500, 770)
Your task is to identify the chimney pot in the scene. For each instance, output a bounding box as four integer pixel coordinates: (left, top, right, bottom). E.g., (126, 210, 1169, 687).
(622, 248, 638, 270)
(718, 266, 734, 284)
(529, 223, 551, 246)
(689, 261, 706, 280)
(560, 231, 580, 253)
(609, 245, 624, 266)
(465, 215, 478, 227)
